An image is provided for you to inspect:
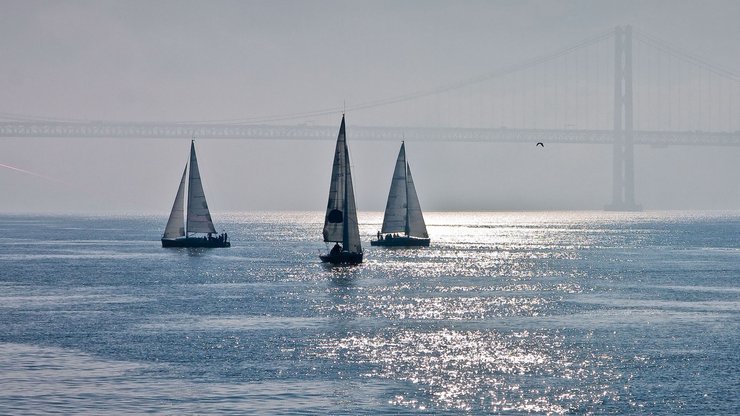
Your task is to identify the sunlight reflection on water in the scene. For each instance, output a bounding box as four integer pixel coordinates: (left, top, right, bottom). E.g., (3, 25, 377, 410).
(309, 328, 621, 413)
(1, 211, 739, 414)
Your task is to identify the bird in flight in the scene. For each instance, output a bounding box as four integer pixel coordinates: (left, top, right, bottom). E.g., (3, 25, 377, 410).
(536, 142, 544, 147)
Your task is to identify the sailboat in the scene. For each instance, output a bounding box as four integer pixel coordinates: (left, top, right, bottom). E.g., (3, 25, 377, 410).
(370, 142, 430, 247)
(320, 115, 363, 264)
(161, 140, 230, 248)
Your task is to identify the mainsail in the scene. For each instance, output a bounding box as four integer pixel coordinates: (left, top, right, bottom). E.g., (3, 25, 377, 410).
(186, 141, 217, 234)
(380, 142, 428, 238)
(381, 142, 408, 234)
(323, 115, 362, 253)
(163, 164, 187, 238)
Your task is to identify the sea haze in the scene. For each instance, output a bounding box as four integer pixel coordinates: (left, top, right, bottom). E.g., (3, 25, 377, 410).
(0, 211, 738, 414)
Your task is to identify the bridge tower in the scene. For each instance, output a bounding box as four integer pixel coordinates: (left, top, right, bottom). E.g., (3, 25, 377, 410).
(606, 25, 641, 211)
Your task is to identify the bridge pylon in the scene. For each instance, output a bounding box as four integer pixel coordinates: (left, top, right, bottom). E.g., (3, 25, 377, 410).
(606, 25, 641, 211)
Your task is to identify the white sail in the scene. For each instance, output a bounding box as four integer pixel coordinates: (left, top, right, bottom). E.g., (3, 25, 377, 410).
(323, 116, 362, 253)
(405, 162, 428, 238)
(343, 137, 362, 253)
(186, 141, 217, 234)
(381, 143, 408, 234)
(163, 164, 187, 239)
(323, 119, 346, 243)
(380, 142, 428, 238)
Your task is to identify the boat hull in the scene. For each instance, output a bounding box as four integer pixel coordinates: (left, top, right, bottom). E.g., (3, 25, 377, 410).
(161, 238, 230, 248)
(320, 251, 363, 265)
(370, 236, 430, 247)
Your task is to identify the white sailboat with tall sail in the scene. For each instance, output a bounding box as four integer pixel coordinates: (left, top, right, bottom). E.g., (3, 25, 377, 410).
(371, 142, 430, 247)
(320, 115, 363, 264)
(161, 140, 230, 248)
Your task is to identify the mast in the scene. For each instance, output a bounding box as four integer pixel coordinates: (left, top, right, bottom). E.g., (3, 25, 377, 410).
(342, 133, 350, 250)
(186, 141, 193, 236)
(381, 142, 409, 235)
(403, 142, 410, 236)
(186, 140, 217, 235)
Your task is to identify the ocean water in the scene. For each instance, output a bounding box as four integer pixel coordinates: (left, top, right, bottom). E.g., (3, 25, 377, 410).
(0, 211, 738, 415)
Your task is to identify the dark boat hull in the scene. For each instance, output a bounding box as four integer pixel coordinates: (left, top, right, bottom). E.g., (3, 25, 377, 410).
(161, 238, 230, 248)
(320, 251, 363, 265)
(370, 236, 430, 247)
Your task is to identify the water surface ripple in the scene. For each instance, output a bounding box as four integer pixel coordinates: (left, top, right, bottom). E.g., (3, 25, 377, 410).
(0, 211, 738, 414)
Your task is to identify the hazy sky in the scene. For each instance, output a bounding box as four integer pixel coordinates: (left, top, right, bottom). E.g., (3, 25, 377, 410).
(2, 0, 740, 213)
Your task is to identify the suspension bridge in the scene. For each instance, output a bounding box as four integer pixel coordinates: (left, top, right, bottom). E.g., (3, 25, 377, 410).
(2, 26, 740, 210)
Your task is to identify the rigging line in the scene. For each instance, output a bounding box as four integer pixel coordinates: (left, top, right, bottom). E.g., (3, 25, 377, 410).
(633, 29, 740, 83)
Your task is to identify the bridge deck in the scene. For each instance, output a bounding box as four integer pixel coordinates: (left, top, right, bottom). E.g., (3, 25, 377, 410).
(1, 122, 739, 146)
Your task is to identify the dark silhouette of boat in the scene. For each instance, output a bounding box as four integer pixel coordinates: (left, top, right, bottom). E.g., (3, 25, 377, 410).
(161, 141, 230, 248)
(371, 142, 430, 247)
(320, 115, 363, 264)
